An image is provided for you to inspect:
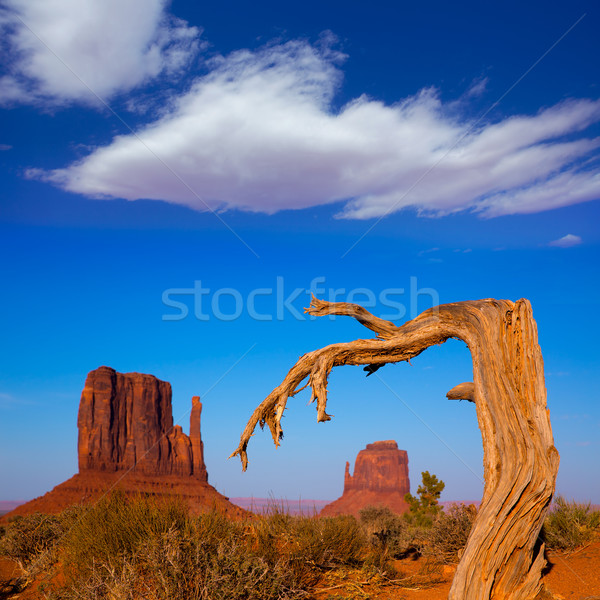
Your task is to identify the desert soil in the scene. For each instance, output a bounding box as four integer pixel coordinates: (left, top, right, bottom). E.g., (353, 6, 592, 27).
(313, 540, 600, 600)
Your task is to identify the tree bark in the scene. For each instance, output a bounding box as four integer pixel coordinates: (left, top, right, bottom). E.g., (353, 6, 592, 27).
(231, 297, 559, 600)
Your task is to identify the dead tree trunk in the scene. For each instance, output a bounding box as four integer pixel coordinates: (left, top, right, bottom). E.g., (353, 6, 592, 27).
(231, 298, 559, 600)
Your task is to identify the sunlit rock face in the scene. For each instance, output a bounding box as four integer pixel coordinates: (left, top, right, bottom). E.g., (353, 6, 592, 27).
(78, 366, 208, 480)
(4, 367, 244, 519)
(320, 440, 410, 517)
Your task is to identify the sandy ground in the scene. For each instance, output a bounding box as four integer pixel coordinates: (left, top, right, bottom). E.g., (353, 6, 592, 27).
(2, 539, 600, 599)
(312, 540, 600, 599)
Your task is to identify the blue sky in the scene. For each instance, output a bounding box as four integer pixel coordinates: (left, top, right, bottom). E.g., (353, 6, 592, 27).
(1, 0, 599, 504)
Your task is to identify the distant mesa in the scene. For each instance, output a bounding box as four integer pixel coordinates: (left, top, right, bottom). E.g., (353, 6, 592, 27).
(320, 440, 410, 517)
(4, 366, 243, 519)
(78, 366, 207, 480)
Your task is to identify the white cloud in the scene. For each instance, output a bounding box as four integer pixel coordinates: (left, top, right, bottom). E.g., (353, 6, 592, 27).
(0, 0, 201, 105)
(0, 143, 12, 151)
(549, 234, 583, 248)
(30, 39, 600, 219)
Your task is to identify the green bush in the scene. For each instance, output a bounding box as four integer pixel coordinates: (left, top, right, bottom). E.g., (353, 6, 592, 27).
(542, 495, 600, 551)
(359, 472, 451, 565)
(404, 471, 445, 527)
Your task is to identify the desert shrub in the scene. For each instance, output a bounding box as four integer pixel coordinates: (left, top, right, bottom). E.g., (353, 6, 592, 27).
(58, 493, 365, 600)
(61, 491, 191, 581)
(542, 495, 600, 551)
(132, 521, 301, 600)
(0, 512, 67, 573)
(423, 503, 477, 563)
(357, 504, 430, 578)
(316, 515, 365, 565)
(286, 513, 364, 567)
(359, 505, 414, 557)
(252, 508, 365, 588)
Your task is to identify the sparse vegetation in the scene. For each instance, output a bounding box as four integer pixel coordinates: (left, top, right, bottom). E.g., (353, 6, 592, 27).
(542, 495, 600, 551)
(357, 473, 476, 565)
(1, 490, 598, 599)
(0, 493, 367, 600)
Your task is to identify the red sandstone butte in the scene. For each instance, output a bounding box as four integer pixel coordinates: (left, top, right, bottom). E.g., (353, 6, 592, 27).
(320, 440, 410, 517)
(77, 367, 208, 480)
(4, 367, 243, 519)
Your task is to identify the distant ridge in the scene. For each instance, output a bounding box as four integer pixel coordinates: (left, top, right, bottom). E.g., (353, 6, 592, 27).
(0, 500, 26, 516)
(230, 497, 331, 515)
(229, 498, 483, 516)
(0, 498, 485, 517)
(0, 501, 25, 511)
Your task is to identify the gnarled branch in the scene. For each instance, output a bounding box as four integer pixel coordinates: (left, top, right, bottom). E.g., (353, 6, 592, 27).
(307, 294, 401, 338)
(231, 299, 449, 470)
(231, 297, 559, 600)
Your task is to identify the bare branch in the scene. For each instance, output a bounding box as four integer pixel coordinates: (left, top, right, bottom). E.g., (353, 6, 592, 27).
(305, 295, 401, 338)
(230, 311, 451, 471)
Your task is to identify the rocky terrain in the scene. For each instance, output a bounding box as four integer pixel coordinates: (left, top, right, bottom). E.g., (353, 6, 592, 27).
(320, 440, 410, 517)
(2, 366, 243, 519)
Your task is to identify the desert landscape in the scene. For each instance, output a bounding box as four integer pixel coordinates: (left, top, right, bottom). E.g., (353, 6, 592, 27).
(1, 364, 599, 599)
(1, 1, 599, 599)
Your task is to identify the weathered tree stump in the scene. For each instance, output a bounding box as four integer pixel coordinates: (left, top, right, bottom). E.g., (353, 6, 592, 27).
(231, 298, 559, 600)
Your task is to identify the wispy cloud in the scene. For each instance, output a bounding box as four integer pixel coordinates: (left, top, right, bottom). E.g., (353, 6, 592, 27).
(0, 143, 12, 151)
(549, 234, 583, 248)
(11, 26, 599, 220)
(418, 247, 440, 256)
(465, 76, 488, 98)
(0, 0, 201, 106)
